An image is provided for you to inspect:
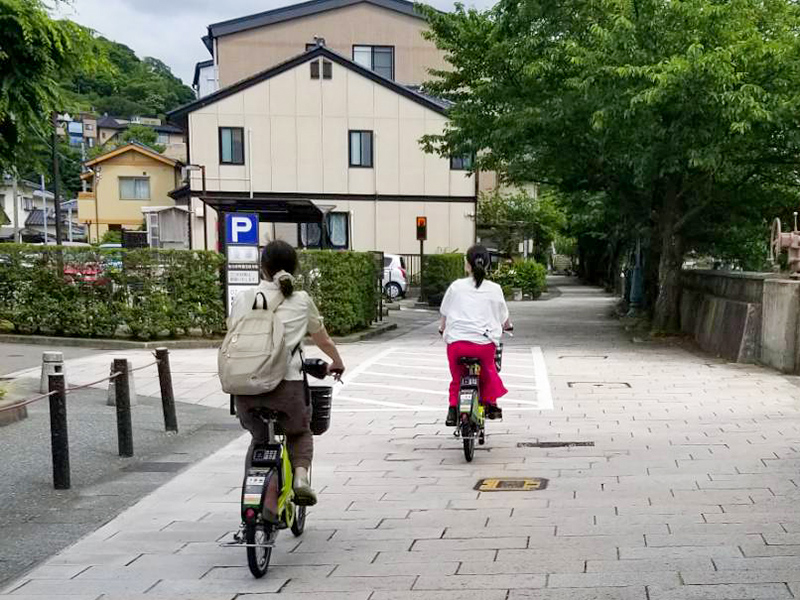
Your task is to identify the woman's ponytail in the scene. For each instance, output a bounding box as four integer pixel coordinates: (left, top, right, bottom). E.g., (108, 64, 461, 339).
(466, 245, 489, 288)
(276, 272, 295, 298)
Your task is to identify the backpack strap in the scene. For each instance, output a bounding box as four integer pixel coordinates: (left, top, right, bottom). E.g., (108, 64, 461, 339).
(251, 290, 287, 312)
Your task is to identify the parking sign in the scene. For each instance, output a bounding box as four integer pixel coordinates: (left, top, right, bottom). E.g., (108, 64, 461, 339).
(225, 213, 258, 245)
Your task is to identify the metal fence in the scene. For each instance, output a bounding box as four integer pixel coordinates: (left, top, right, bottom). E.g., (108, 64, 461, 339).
(371, 251, 384, 322)
(399, 254, 422, 287)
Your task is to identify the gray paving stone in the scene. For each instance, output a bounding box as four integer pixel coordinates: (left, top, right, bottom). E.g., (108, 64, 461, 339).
(332, 562, 460, 577)
(618, 546, 743, 560)
(281, 575, 416, 592)
(458, 558, 585, 574)
(682, 570, 800, 584)
(376, 550, 497, 563)
(509, 588, 647, 600)
(372, 592, 507, 600)
(647, 583, 792, 599)
(714, 556, 800, 570)
(414, 573, 546, 590)
(585, 559, 715, 572)
(644, 534, 764, 547)
(411, 537, 528, 552)
(548, 572, 682, 588)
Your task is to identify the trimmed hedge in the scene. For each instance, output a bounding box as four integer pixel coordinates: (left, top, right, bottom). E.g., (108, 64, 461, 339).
(422, 253, 464, 307)
(490, 259, 548, 299)
(296, 250, 378, 336)
(0, 244, 225, 339)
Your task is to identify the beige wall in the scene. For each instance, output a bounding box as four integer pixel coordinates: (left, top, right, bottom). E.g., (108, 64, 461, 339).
(78, 150, 180, 242)
(216, 3, 447, 87)
(188, 59, 474, 198)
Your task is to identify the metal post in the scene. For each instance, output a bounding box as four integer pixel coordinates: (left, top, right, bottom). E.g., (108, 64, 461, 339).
(155, 348, 178, 433)
(11, 176, 20, 243)
(52, 112, 63, 246)
(113, 358, 133, 457)
(419, 240, 425, 302)
(201, 166, 208, 251)
(48, 373, 70, 489)
(40, 174, 48, 244)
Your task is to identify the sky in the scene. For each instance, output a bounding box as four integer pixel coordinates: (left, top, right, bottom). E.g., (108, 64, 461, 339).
(55, 0, 492, 88)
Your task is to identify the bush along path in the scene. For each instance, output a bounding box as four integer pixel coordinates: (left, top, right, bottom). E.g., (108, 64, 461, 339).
(0, 245, 383, 341)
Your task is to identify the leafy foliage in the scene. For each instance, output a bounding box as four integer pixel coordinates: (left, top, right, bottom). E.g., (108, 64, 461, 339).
(421, 0, 800, 330)
(421, 254, 464, 307)
(477, 189, 565, 261)
(64, 39, 194, 118)
(0, 0, 99, 173)
(0, 244, 225, 339)
(490, 260, 547, 299)
(296, 250, 378, 336)
(113, 125, 166, 153)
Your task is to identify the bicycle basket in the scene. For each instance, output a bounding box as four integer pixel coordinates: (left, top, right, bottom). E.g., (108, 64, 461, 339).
(310, 386, 333, 436)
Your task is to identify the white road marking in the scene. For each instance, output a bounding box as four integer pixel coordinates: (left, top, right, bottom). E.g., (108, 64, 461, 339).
(531, 346, 553, 410)
(372, 362, 537, 379)
(390, 350, 532, 366)
(334, 347, 397, 399)
(362, 370, 537, 391)
(336, 395, 440, 411)
(347, 381, 447, 395)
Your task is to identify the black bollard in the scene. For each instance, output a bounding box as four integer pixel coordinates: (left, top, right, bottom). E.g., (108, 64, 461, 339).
(48, 373, 70, 490)
(113, 358, 134, 457)
(155, 348, 178, 433)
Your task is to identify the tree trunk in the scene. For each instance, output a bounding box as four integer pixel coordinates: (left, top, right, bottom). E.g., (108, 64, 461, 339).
(653, 185, 684, 332)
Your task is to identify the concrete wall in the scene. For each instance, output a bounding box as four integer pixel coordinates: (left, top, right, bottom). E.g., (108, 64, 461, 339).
(679, 270, 800, 373)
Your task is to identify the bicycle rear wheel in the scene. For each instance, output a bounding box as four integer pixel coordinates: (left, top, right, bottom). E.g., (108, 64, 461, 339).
(246, 522, 273, 578)
(461, 418, 475, 462)
(291, 505, 306, 537)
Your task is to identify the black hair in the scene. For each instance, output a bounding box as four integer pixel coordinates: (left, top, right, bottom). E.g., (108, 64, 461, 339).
(466, 244, 489, 288)
(261, 240, 298, 297)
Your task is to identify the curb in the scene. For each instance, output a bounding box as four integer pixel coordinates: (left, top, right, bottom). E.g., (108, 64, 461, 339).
(0, 321, 399, 351)
(0, 400, 28, 427)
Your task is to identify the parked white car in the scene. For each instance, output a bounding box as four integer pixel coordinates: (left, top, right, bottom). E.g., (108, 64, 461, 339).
(382, 254, 408, 299)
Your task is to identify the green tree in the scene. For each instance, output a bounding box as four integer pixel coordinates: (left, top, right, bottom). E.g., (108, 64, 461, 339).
(477, 189, 565, 262)
(421, 0, 800, 331)
(0, 0, 98, 172)
(116, 124, 165, 153)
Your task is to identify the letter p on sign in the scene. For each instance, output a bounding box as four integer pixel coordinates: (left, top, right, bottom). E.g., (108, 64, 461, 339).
(225, 213, 258, 245)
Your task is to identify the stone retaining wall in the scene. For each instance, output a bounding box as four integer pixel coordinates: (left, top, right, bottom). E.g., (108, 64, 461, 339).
(680, 270, 800, 373)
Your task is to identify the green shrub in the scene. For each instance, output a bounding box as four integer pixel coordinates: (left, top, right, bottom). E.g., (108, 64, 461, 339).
(422, 254, 464, 307)
(296, 250, 378, 336)
(0, 244, 225, 339)
(490, 259, 547, 299)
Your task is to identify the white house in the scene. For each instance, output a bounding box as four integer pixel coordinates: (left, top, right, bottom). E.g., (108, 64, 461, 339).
(0, 176, 55, 242)
(168, 44, 476, 254)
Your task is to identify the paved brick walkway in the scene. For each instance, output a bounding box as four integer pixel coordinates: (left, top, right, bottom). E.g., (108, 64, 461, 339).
(4, 278, 800, 599)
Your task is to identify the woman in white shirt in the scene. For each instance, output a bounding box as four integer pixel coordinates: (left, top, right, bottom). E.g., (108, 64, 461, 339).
(439, 245, 511, 426)
(229, 241, 345, 506)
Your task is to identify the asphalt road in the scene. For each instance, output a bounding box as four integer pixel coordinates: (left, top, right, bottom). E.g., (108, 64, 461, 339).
(0, 344, 104, 377)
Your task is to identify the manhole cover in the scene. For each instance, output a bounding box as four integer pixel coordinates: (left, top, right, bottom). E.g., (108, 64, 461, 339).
(474, 478, 548, 492)
(568, 381, 630, 389)
(518, 441, 595, 448)
(122, 462, 189, 473)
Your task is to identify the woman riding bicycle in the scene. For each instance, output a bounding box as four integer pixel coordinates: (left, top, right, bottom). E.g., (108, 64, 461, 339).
(229, 240, 345, 506)
(439, 245, 511, 426)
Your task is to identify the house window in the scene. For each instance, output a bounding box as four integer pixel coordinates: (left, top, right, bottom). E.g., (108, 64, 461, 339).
(322, 60, 332, 79)
(349, 130, 373, 168)
(353, 45, 394, 80)
(85, 123, 94, 131)
(310, 60, 320, 79)
(450, 155, 474, 170)
(219, 127, 244, 165)
(119, 177, 151, 200)
(299, 212, 350, 249)
(157, 132, 169, 145)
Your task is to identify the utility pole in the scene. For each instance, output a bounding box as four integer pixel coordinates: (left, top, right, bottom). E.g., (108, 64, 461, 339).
(11, 175, 20, 243)
(40, 174, 48, 244)
(52, 112, 63, 246)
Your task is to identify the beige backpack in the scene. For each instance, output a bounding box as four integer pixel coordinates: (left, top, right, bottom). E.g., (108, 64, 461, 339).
(218, 290, 289, 395)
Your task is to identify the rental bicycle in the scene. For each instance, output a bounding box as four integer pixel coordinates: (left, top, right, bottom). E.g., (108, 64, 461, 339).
(222, 359, 338, 578)
(452, 327, 512, 462)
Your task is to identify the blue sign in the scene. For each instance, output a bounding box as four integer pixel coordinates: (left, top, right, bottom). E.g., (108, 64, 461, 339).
(225, 213, 258, 245)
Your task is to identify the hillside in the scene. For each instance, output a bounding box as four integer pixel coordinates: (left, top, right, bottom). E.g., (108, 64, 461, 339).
(63, 34, 195, 118)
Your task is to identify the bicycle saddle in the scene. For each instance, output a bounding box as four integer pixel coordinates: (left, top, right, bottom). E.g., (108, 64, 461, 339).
(249, 408, 281, 421)
(458, 357, 482, 366)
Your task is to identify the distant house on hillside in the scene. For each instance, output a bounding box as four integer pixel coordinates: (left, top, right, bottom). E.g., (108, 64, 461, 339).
(96, 115, 187, 162)
(0, 176, 56, 242)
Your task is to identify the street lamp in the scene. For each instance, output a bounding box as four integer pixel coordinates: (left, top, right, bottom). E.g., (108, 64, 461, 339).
(183, 164, 207, 250)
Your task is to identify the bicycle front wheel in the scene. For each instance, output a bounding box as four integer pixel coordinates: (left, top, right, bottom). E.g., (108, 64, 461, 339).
(246, 522, 273, 578)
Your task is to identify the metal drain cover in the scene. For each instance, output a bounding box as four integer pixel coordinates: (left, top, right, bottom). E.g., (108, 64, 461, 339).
(558, 355, 608, 359)
(568, 381, 630, 389)
(518, 441, 595, 448)
(474, 478, 548, 492)
(122, 462, 189, 473)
